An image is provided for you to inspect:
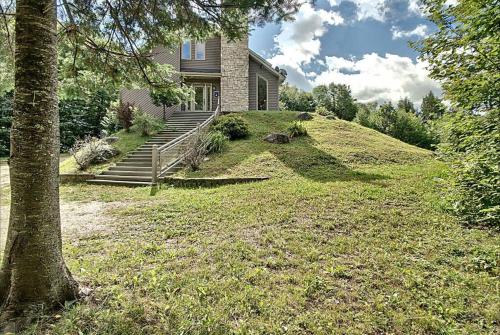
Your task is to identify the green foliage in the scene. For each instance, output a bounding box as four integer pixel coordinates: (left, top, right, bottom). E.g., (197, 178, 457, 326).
(211, 114, 250, 140)
(356, 102, 436, 149)
(101, 107, 121, 135)
(397, 97, 416, 115)
(315, 105, 329, 116)
(312, 83, 358, 120)
(0, 91, 13, 156)
(415, 0, 499, 226)
(131, 109, 164, 137)
(414, 0, 499, 111)
(370, 102, 398, 134)
(206, 131, 228, 154)
(149, 67, 192, 119)
(0, 17, 14, 93)
(288, 121, 308, 138)
(437, 110, 499, 227)
(59, 89, 113, 151)
(113, 101, 135, 132)
(0, 89, 112, 154)
(420, 91, 446, 122)
(279, 84, 316, 112)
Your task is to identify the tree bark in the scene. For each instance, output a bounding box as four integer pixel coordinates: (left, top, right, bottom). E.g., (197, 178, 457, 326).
(0, 0, 78, 325)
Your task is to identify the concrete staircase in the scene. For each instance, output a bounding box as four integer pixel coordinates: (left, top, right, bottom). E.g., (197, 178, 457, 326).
(88, 111, 213, 186)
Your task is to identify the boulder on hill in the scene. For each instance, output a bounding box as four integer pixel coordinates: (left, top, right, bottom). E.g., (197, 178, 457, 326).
(263, 133, 290, 144)
(297, 112, 313, 121)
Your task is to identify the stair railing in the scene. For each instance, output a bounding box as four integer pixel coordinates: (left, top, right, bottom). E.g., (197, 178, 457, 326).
(152, 97, 221, 184)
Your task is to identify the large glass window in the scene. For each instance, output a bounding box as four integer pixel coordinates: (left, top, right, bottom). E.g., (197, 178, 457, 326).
(257, 76, 268, 110)
(181, 40, 191, 60)
(195, 42, 205, 60)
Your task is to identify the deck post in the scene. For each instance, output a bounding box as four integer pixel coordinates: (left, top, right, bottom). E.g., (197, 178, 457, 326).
(152, 145, 159, 185)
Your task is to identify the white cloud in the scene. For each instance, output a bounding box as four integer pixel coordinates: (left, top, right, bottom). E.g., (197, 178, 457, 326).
(269, 3, 343, 71)
(329, 0, 424, 22)
(309, 53, 441, 106)
(391, 24, 429, 39)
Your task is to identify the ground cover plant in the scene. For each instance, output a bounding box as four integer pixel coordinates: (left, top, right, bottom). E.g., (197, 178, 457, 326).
(7, 111, 496, 334)
(60, 129, 151, 174)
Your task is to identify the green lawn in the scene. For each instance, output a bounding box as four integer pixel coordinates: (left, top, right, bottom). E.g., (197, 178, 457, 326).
(23, 112, 498, 334)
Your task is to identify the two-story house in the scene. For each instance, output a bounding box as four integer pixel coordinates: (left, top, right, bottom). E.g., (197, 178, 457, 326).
(121, 34, 286, 119)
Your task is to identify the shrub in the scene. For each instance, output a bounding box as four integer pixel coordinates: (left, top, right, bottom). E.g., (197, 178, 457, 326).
(132, 109, 163, 136)
(183, 132, 210, 171)
(114, 101, 134, 132)
(101, 106, 121, 136)
(70, 137, 119, 170)
(437, 110, 499, 227)
(288, 121, 308, 138)
(315, 106, 329, 116)
(211, 114, 250, 140)
(206, 131, 228, 154)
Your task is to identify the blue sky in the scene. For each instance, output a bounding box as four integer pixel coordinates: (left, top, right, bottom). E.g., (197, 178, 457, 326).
(249, 0, 450, 105)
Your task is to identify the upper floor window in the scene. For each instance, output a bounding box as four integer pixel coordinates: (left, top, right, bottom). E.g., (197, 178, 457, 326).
(195, 42, 205, 60)
(181, 40, 191, 60)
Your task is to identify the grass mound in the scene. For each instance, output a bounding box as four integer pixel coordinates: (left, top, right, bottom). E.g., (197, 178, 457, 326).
(178, 111, 433, 179)
(17, 112, 498, 334)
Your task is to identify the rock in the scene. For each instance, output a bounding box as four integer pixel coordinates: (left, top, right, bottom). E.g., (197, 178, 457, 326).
(263, 133, 290, 144)
(103, 136, 119, 144)
(297, 112, 313, 121)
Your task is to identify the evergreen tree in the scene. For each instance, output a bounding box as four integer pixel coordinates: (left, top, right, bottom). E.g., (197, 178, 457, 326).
(420, 91, 446, 122)
(397, 97, 416, 115)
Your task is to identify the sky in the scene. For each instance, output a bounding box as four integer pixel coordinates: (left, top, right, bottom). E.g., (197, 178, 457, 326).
(248, 0, 453, 106)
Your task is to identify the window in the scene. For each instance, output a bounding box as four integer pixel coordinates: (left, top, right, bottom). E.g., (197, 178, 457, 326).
(257, 75, 268, 110)
(181, 40, 191, 60)
(195, 42, 205, 60)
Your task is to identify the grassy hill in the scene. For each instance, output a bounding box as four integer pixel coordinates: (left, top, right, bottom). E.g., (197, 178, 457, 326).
(179, 111, 432, 179)
(26, 112, 497, 334)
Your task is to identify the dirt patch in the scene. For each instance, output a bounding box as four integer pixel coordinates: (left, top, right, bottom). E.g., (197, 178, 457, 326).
(1, 201, 121, 254)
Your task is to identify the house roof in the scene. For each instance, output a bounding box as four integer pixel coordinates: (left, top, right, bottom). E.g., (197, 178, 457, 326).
(249, 49, 286, 81)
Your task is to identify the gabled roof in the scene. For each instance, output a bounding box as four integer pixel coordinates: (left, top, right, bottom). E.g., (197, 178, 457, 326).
(249, 49, 286, 82)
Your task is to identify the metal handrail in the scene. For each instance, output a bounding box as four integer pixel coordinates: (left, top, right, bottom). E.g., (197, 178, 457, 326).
(151, 97, 221, 184)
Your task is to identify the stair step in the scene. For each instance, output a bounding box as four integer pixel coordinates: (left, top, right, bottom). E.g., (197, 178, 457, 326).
(122, 158, 151, 163)
(102, 170, 152, 176)
(94, 174, 152, 182)
(87, 179, 152, 187)
(116, 161, 151, 167)
(109, 166, 152, 171)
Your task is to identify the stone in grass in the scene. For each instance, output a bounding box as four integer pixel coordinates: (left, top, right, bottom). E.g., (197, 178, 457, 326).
(103, 136, 119, 144)
(297, 112, 313, 121)
(263, 133, 290, 144)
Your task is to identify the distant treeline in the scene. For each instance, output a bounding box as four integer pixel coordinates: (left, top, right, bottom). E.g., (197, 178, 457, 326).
(279, 83, 446, 149)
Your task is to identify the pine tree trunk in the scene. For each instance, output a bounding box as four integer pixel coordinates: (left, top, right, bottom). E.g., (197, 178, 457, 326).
(0, 0, 78, 324)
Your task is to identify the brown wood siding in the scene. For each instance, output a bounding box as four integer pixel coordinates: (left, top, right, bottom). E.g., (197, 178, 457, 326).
(248, 58, 280, 110)
(181, 37, 221, 73)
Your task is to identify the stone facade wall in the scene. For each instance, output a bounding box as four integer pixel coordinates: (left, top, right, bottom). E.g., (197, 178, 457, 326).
(220, 35, 249, 112)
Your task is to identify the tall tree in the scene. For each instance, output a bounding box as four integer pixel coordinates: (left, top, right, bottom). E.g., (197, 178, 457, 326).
(397, 97, 416, 115)
(333, 84, 357, 121)
(0, 0, 300, 326)
(0, 0, 79, 323)
(420, 91, 445, 122)
(415, 0, 499, 226)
